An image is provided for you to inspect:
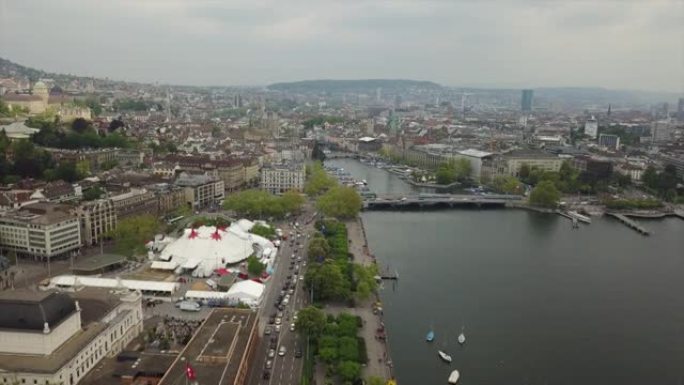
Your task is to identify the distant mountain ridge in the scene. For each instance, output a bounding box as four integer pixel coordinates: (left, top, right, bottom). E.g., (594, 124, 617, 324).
(268, 79, 442, 93)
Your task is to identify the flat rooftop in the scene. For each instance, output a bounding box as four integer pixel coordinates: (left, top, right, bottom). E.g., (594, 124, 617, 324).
(72, 254, 127, 273)
(159, 308, 257, 385)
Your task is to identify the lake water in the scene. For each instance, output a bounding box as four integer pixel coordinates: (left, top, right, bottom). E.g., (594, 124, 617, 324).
(327, 158, 684, 385)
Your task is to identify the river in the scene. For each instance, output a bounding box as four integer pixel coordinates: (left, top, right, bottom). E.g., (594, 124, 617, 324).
(326, 158, 684, 385)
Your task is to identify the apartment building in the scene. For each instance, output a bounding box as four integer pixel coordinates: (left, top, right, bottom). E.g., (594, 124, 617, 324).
(110, 188, 157, 219)
(175, 173, 225, 209)
(260, 163, 306, 194)
(75, 199, 117, 246)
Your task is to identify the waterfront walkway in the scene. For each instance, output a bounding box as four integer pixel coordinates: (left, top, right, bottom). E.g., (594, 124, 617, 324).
(313, 218, 393, 384)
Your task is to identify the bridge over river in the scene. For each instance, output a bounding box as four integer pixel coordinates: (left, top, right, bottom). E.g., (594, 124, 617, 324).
(364, 193, 524, 210)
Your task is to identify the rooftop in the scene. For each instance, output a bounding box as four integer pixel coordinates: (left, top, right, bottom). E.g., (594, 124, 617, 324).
(71, 254, 127, 274)
(159, 308, 257, 385)
(0, 290, 76, 331)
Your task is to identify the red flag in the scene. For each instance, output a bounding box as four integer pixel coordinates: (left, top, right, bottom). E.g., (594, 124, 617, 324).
(185, 363, 196, 381)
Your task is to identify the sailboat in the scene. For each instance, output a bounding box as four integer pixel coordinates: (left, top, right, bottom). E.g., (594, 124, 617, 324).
(458, 326, 466, 345)
(426, 329, 435, 342)
(437, 350, 452, 363)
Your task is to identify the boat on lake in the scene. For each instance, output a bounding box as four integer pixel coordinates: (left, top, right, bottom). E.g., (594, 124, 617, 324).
(448, 370, 460, 384)
(438, 350, 452, 363)
(458, 326, 466, 345)
(426, 330, 434, 342)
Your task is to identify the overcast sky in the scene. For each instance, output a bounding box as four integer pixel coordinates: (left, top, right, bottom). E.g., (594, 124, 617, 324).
(1, 0, 682, 92)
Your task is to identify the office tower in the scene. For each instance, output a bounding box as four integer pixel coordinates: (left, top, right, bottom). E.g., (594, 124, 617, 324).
(521, 89, 533, 112)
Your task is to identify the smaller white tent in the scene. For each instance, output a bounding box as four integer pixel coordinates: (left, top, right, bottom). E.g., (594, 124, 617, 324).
(226, 280, 264, 308)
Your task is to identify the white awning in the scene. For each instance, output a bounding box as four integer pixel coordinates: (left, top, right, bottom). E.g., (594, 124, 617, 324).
(49, 275, 179, 294)
(184, 290, 229, 300)
(151, 261, 178, 270)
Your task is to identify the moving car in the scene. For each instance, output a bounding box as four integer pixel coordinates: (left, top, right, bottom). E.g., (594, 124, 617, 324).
(295, 347, 303, 358)
(265, 360, 273, 369)
(268, 349, 275, 358)
(264, 326, 272, 335)
(278, 346, 287, 356)
(290, 323, 296, 332)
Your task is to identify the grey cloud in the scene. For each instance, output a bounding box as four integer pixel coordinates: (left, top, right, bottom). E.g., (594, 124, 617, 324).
(0, 0, 681, 91)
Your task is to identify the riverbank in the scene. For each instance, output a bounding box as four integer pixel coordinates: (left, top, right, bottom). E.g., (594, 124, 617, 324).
(346, 217, 395, 380)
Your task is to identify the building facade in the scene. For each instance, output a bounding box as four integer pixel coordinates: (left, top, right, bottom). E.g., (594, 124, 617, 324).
(75, 199, 117, 246)
(0, 203, 81, 260)
(0, 289, 143, 385)
(175, 173, 225, 209)
(260, 164, 305, 194)
(110, 188, 157, 219)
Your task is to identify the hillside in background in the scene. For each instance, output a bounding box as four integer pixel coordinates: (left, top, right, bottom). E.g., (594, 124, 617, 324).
(268, 79, 442, 94)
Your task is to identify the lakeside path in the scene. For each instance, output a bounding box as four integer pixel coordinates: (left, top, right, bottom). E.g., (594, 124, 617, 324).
(313, 217, 394, 384)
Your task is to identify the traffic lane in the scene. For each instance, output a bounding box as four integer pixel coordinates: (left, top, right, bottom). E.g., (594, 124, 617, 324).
(250, 223, 312, 385)
(248, 239, 294, 385)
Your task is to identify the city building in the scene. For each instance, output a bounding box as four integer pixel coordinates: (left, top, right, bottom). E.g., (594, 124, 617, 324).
(147, 183, 188, 215)
(521, 89, 534, 113)
(2, 81, 49, 114)
(572, 155, 613, 181)
(0, 202, 81, 260)
(652, 120, 672, 143)
(75, 199, 117, 246)
(598, 134, 620, 150)
(260, 163, 305, 194)
(175, 173, 225, 209)
(357, 137, 382, 152)
(496, 150, 563, 177)
(158, 308, 258, 385)
(0, 121, 40, 141)
(116, 149, 145, 168)
(0, 288, 143, 385)
(110, 188, 157, 219)
(678, 97, 684, 121)
(615, 162, 646, 182)
(584, 116, 599, 139)
(44, 148, 119, 173)
(454, 149, 494, 182)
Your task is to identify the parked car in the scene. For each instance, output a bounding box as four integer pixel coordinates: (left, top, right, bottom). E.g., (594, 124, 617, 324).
(275, 317, 282, 325)
(290, 323, 296, 332)
(263, 370, 270, 380)
(275, 324, 281, 333)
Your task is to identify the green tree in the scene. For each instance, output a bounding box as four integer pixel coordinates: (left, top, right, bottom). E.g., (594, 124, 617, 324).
(108, 215, 161, 257)
(491, 175, 523, 194)
(453, 158, 472, 182)
(353, 264, 378, 301)
(249, 223, 276, 238)
(246, 255, 265, 276)
(307, 236, 331, 261)
(296, 306, 327, 337)
(83, 186, 104, 201)
(337, 336, 359, 362)
(337, 361, 361, 382)
(281, 190, 305, 214)
(307, 261, 352, 301)
(316, 186, 362, 219)
(435, 164, 455, 184)
(529, 180, 560, 208)
(305, 162, 337, 196)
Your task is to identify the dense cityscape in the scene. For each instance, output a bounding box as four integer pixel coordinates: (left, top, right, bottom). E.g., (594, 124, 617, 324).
(0, 1, 682, 385)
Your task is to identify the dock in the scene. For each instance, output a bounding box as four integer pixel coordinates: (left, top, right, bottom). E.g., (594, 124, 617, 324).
(606, 213, 651, 236)
(557, 210, 591, 224)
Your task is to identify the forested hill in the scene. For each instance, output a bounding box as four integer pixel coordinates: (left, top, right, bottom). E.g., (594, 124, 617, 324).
(268, 79, 442, 94)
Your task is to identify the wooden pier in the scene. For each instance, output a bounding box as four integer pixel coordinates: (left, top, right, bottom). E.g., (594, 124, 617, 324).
(607, 213, 651, 236)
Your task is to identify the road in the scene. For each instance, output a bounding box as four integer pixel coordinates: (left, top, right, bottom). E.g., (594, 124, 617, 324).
(246, 206, 317, 385)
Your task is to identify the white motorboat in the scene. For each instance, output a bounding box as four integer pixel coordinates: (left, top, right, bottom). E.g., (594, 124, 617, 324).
(448, 370, 460, 384)
(458, 326, 466, 345)
(437, 350, 452, 363)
